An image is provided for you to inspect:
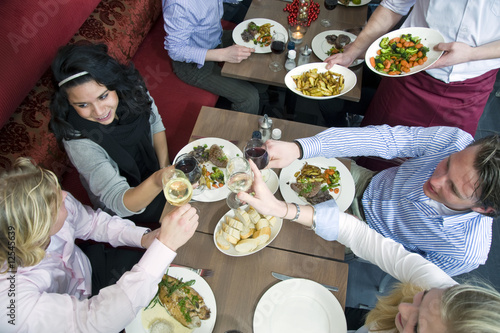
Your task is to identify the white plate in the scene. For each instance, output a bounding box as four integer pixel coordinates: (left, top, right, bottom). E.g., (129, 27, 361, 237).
(279, 157, 355, 212)
(365, 27, 445, 77)
(284, 62, 357, 100)
(311, 30, 364, 67)
(338, 0, 371, 6)
(253, 279, 347, 333)
(233, 18, 288, 54)
(125, 267, 217, 333)
(174, 138, 243, 202)
(263, 169, 279, 194)
(213, 207, 283, 257)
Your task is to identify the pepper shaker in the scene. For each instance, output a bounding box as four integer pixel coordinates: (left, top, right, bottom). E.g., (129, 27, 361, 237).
(258, 114, 273, 141)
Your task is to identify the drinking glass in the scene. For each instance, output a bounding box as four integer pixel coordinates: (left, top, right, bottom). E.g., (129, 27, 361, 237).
(269, 32, 286, 72)
(226, 157, 253, 209)
(321, 0, 338, 27)
(162, 168, 193, 206)
(244, 137, 270, 181)
(174, 153, 204, 196)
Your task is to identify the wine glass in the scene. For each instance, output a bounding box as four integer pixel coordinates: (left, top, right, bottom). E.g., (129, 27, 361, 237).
(321, 0, 338, 27)
(162, 168, 193, 206)
(174, 153, 204, 196)
(226, 157, 253, 209)
(244, 137, 270, 181)
(269, 32, 286, 72)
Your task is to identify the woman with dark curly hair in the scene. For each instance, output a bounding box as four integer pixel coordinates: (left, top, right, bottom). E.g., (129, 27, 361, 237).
(50, 43, 172, 225)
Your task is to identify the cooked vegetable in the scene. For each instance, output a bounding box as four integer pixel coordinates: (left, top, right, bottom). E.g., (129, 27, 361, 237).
(291, 69, 345, 97)
(370, 33, 429, 75)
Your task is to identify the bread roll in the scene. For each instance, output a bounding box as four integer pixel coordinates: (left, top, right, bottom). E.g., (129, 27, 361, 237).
(264, 215, 277, 227)
(216, 232, 231, 250)
(234, 238, 260, 253)
(222, 223, 241, 240)
(221, 229, 239, 245)
(240, 225, 254, 239)
(247, 206, 261, 224)
(226, 216, 244, 231)
(234, 208, 251, 227)
(253, 226, 271, 245)
(256, 218, 270, 230)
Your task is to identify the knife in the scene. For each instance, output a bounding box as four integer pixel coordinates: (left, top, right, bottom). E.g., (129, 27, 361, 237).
(272, 272, 339, 292)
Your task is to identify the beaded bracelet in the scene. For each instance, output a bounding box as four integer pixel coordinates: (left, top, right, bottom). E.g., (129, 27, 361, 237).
(290, 203, 301, 221)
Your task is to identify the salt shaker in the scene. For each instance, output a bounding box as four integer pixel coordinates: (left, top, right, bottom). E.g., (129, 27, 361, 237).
(297, 44, 311, 66)
(285, 50, 297, 71)
(258, 114, 273, 141)
(271, 128, 282, 140)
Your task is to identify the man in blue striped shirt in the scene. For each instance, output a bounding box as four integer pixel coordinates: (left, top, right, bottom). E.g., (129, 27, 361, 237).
(163, 0, 260, 114)
(267, 125, 500, 276)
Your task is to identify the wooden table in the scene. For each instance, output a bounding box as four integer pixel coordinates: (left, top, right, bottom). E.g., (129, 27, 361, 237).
(170, 106, 349, 332)
(221, 0, 368, 102)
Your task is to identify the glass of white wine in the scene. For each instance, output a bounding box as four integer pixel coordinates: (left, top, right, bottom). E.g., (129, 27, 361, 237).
(162, 168, 193, 206)
(226, 157, 253, 209)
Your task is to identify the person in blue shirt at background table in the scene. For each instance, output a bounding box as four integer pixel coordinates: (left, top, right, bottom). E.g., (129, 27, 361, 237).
(163, 0, 261, 115)
(260, 125, 500, 276)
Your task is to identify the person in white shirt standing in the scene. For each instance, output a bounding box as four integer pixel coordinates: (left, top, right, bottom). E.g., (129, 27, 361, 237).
(326, 0, 500, 136)
(0, 157, 198, 332)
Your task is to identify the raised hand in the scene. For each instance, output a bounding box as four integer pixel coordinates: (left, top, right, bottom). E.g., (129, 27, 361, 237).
(157, 204, 199, 251)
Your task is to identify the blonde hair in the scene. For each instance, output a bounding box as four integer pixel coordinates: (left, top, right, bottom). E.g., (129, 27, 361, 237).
(0, 157, 61, 272)
(365, 282, 425, 331)
(366, 282, 500, 332)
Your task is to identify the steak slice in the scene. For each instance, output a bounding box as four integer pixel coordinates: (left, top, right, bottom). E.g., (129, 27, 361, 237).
(290, 182, 322, 198)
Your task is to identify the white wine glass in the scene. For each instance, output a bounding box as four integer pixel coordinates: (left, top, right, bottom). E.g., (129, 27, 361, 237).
(162, 168, 193, 206)
(226, 157, 253, 209)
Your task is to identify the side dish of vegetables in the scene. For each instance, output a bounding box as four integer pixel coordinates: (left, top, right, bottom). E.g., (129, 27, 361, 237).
(370, 34, 429, 75)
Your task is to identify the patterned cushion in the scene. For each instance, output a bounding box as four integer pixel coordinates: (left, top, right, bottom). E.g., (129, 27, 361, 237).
(0, 0, 161, 178)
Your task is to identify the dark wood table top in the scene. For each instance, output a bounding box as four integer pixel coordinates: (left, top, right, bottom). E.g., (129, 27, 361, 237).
(173, 232, 348, 333)
(164, 106, 349, 333)
(189, 106, 346, 261)
(221, 0, 368, 102)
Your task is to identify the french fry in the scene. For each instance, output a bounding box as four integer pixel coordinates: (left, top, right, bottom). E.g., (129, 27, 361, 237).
(291, 69, 344, 97)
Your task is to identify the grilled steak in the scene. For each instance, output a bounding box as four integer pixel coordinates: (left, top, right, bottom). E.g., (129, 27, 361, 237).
(209, 144, 228, 168)
(290, 182, 322, 198)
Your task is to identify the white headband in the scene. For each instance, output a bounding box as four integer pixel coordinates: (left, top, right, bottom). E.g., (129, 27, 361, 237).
(58, 71, 89, 87)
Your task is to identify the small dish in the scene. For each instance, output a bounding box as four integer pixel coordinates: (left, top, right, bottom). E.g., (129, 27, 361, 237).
(311, 30, 363, 67)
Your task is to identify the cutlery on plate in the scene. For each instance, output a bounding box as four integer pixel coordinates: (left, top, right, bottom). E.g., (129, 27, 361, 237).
(170, 264, 214, 277)
(271, 272, 338, 292)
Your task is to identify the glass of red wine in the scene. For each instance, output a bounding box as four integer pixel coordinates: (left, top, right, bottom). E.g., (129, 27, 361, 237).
(174, 153, 204, 196)
(321, 0, 338, 27)
(269, 32, 286, 72)
(244, 137, 270, 181)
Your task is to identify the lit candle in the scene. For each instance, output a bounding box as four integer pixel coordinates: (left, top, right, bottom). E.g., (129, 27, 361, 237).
(292, 32, 303, 40)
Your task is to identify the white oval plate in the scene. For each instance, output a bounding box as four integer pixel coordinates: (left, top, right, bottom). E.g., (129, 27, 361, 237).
(213, 207, 283, 257)
(338, 0, 371, 6)
(233, 18, 288, 54)
(253, 279, 347, 333)
(279, 157, 355, 212)
(284, 63, 357, 100)
(125, 267, 217, 333)
(174, 138, 243, 202)
(311, 30, 363, 67)
(365, 27, 445, 77)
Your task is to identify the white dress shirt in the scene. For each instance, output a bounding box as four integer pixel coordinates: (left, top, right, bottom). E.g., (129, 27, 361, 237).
(0, 193, 176, 332)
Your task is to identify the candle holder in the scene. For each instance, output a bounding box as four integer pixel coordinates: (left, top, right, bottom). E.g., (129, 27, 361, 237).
(288, 24, 308, 44)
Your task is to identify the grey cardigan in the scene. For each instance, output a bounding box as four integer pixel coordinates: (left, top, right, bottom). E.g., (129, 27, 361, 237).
(63, 98, 165, 217)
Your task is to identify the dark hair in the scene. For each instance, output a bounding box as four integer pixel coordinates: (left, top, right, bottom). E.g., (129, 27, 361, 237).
(49, 43, 152, 143)
(470, 134, 500, 217)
